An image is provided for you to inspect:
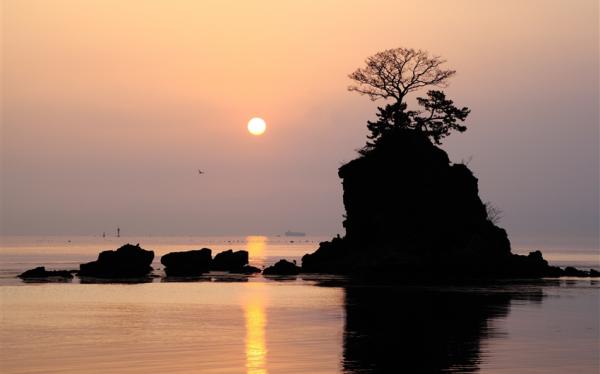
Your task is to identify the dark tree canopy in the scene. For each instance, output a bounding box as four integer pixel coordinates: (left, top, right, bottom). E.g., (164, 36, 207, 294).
(349, 47, 470, 147)
(413, 90, 470, 144)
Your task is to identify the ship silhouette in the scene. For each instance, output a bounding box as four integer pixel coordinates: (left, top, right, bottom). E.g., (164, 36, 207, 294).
(285, 230, 306, 237)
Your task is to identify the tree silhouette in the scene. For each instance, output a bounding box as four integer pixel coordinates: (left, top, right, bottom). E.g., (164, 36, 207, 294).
(349, 47, 469, 146)
(365, 102, 414, 143)
(349, 48, 455, 103)
(413, 90, 470, 144)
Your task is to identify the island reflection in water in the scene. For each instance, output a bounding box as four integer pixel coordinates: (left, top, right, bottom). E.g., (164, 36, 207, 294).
(341, 284, 543, 373)
(2, 279, 598, 373)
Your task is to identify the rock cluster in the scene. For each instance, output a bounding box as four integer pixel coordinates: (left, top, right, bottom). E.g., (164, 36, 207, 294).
(18, 245, 265, 281)
(161, 249, 260, 276)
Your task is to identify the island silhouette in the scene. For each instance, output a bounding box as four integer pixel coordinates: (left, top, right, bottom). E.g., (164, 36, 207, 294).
(301, 47, 596, 279)
(17, 47, 597, 281)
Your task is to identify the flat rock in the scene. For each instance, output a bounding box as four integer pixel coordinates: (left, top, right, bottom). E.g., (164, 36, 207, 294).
(18, 266, 74, 279)
(161, 248, 212, 276)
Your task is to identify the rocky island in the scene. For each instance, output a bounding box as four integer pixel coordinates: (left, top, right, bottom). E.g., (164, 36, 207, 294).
(14, 48, 597, 282)
(301, 129, 597, 278)
(302, 47, 597, 279)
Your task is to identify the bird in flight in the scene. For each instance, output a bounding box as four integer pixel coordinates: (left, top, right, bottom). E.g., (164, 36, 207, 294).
(198, 169, 205, 175)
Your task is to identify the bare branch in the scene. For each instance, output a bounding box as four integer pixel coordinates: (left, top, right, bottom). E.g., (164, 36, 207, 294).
(348, 47, 456, 104)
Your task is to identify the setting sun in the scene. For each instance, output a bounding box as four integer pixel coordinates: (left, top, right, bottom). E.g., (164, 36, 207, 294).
(248, 117, 267, 136)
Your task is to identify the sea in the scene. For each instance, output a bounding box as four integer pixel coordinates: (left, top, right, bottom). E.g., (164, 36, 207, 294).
(0, 235, 598, 374)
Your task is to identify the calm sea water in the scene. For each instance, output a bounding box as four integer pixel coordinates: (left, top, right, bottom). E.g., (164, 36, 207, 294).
(0, 236, 598, 373)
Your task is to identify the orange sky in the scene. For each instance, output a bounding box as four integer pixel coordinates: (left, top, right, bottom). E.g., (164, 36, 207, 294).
(1, 1, 598, 246)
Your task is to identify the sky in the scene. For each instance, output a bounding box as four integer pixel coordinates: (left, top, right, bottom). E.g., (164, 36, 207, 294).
(1, 0, 598, 249)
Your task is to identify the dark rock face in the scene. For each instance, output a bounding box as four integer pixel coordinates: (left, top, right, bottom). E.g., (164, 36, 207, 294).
(161, 248, 212, 276)
(239, 265, 262, 274)
(160, 248, 260, 276)
(18, 266, 74, 279)
(301, 236, 351, 274)
(263, 259, 301, 275)
(79, 243, 154, 278)
(302, 130, 593, 278)
(562, 266, 592, 277)
(340, 131, 503, 252)
(211, 250, 249, 272)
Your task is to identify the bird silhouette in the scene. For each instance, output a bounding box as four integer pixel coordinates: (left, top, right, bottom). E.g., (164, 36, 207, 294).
(198, 169, 205, 175)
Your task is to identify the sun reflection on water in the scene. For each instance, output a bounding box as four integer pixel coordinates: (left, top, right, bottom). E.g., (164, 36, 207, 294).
(246, 236, 267, 266)
(244, 288, 268, 374)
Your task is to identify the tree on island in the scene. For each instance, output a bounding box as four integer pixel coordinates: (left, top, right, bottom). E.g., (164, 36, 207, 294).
(301, 47, 598, 279)
(348, 47, 470, 147)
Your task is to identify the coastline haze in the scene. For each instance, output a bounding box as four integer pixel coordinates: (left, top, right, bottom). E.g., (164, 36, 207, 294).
(1, 1, 598, 250)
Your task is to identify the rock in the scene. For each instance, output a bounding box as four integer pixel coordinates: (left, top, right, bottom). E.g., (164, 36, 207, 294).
(590, 269, 600, 277)
(238, 265, 262, 274)
(161, 248, 212, 276)
(302, 236, 350, 274)
(263, 259, 301, 275)
(303, 130, 509, 276)
(79, 243, 154, 278)
(211, 250, 248, 272)
(18, 266, 73, 279)
(301, 129, 590, 278)
(501, 251, 558, 278)
(562, 266, 589, 277)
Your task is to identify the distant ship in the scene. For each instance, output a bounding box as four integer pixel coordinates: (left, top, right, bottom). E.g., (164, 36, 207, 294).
(285, 230, 306, 237)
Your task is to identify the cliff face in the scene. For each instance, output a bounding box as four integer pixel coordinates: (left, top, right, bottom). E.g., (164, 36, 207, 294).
(302, 130, 568, 278)
(339, 130, 509, 257)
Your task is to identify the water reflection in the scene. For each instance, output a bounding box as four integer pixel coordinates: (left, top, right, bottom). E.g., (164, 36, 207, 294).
(244, 287, 268, 374)
(342, 284, 544, 373)
(246, 236, 267, 266)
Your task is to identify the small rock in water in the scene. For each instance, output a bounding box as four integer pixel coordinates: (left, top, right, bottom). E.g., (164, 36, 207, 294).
(18, 266, 74, 279)
(263, 259, 301, 276)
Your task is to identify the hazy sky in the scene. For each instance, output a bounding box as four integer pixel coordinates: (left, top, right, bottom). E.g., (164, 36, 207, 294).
(1, 1, 598, 248)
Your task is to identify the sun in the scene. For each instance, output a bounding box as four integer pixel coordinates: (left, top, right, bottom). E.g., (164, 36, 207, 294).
(247, 117, 266, 136)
